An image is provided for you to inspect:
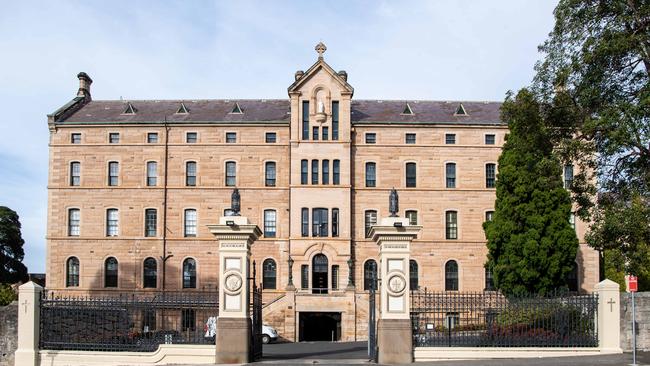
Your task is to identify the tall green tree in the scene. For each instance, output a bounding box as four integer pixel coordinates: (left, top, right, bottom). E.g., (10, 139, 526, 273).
(533, 0, 650, 287)
(0, 206, 28, 284)
(484, 89, 579, 296)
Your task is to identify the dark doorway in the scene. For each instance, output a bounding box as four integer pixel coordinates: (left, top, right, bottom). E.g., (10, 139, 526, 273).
(312, 254, 328, 294)
(299, 312, 341, 342)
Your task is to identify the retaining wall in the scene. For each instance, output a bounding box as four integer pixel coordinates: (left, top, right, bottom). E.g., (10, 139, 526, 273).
(621, 292, 650, 351)
(0, 302, 18, 366)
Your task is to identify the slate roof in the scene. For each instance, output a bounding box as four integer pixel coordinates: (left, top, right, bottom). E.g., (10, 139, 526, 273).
(55, 99, 504, 125)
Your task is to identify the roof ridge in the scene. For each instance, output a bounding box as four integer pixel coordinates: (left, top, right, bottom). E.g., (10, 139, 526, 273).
(88, 98, 290, 103)
(352, 99, 502, 103)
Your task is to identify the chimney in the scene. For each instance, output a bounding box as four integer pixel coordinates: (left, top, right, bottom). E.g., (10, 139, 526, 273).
(76, 72, 93, 100)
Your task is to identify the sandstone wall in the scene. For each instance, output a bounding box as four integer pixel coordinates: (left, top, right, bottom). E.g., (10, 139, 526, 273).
(0, 302, 18, 366)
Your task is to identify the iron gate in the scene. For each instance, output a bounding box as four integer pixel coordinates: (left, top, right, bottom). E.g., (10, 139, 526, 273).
(368, 288, 377, 362)
(250, 260, 263, 361)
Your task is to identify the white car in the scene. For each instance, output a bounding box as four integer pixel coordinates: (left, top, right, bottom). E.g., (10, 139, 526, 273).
(262, 324, 278, 344)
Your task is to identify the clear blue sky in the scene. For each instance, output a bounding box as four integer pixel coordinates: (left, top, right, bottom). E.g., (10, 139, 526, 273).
(0, 1, 557, 273)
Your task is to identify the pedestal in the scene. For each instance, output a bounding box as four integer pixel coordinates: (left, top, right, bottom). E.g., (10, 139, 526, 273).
(369, 217, 421, 364)
(208, 215, 262, 364)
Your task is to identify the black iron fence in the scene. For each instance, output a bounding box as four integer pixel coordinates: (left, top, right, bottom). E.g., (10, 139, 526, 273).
(411, 290, 598, 348)
(40, 290, 219, 352)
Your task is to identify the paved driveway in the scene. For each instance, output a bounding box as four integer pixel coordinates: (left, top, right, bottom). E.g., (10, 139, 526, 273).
(262, 341, 369, 361)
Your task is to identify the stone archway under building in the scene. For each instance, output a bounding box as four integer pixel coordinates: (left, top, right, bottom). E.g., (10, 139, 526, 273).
(298, 312, 341, 342)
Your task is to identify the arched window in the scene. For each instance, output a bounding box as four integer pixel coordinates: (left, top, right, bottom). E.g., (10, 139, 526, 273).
(312, 254, 328, 294)
(183, 258, 196, 289)
(409, 260, 419, 290)
(143, 257, 157, 288)
(265, 162, 276, 187)
(104, 257, 118, 288)
(365, 162, 376, 187)
(264, 209, 277, 238)
(146, 161, 157, 186)
(263, 259, 277, 290)
(186, 161, 197, 186)
(364, 260, 378, 291)
(445, 211, 458, 239)
(184, 209, 197, 237)
(485, 163, 496, 188)
(322, 160, 329, 184)
(312, 208, 328, 237)
(405, 162, 416, 187)
(446, 163, 456, 188)
(225, 161, 236, 186)
(66, 257, 79, 287)
(301, 160, 308, 184)
(70, 162, 81, 186)
(445, 260, 459, 291)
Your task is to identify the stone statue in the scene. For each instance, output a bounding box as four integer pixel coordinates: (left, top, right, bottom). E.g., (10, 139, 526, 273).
(389, 188, 399, 217)
(317, 100, 325, 114)
(231, 188, 241, 216)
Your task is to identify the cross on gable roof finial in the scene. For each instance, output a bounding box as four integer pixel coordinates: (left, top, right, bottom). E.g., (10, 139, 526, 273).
(315, 42, 327, 59)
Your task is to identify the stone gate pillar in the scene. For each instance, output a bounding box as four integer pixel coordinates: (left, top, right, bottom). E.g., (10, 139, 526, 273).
(369, 216, 421, 364)
(208, 215, 262, 364)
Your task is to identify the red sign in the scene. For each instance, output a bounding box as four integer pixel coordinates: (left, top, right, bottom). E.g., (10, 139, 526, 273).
(628, 276, 638, 293)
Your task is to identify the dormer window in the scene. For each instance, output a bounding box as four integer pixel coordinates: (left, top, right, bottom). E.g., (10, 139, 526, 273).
(230, 102, 243, 114)
(401, 103, 414, 115)
(176, 102, 189, 114)
(123, 102, 137, 115)
(454, 103, 468, 116)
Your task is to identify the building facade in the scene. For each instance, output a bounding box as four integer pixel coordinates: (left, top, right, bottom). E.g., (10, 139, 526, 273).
(46, 44, 599, 342)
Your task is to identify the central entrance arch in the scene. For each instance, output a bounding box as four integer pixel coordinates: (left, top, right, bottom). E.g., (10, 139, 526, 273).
(298, 312, 341, 341)
(312, 254, 328, 294)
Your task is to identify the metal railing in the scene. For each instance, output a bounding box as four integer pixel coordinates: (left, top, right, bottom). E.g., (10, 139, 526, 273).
(411, 289, 598, 347)
(39, 290, 219, 352)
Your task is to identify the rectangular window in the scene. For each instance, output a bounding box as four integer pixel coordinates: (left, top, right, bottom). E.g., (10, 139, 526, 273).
(332, 208, 339, 237)
(486, 164, 496, 188)
(147, 133, 158, 143)
(365, 162, 376, 187)
(184, 209, 197, 237)
(564, 165, 574, 189)
(108, 162, 119, 186)
(446, 211, 458, 240)
(332, 101, 339, 140)
(71, 133, 81, 144)
(147, 162, 157, 186)
(406, 163, 416, 187)
(485, 211, 494, 222)
(446, 163, 456, 188)
(186, 162, 197, 186)
(311, 160, 319, 185)
(301, 265, 309, 289)
(265, 162, 276, 187)
(70, 162, 81, 186)
(265, 132, 277, 143)
(365, 210, 377, 238)
(331, 265, 339, 290)
(301, 208, 309, 237)
(181, 309, 196, 331)
(186, 132, 197, 143)
(226, 162, 236, 186)
(312, 126, 319, 141)
(405, 133, 416, 144)
(68, 209, 80, 236)
(485, 134, 495, 145)
(264, 210, 277, 238)
(106, 209, 119, 236)
(109, 133, 120, 144)
(312, 208, 328, 237)
(302, 101, 309, 140)
(365, 133, 376, 144)
(333, 160, 340, 185)
(406, 210, 418, 225)
(142, 309, 156, 331)
(145, 209, 157, 237)
(322, 126, 329, 141)
(226, 132, 236, 143)
(301, 160, 308, 184)
(445, 133, 456, 144)
(322, 160, 329, 185)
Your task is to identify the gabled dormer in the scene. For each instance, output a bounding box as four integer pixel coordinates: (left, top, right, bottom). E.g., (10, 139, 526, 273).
(288, 42, 354, 142)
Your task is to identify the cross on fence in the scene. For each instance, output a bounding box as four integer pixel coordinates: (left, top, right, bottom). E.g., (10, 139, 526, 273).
(608, 298, 616, 312)
(21, 299, 29, 314)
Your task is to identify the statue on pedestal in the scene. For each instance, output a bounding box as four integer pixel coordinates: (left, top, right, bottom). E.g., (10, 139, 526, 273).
(231, 188, 241, 216)
(389, 188, 399, 217)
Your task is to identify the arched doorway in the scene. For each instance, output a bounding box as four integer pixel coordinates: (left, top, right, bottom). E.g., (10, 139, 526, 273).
(312, 254, 328, 294)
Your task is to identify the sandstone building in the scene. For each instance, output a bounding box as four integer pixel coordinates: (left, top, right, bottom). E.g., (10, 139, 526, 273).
(46, 43, 599, 342)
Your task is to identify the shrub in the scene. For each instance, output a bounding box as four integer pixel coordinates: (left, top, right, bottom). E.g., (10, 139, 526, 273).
(0, 283, 17, 306)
